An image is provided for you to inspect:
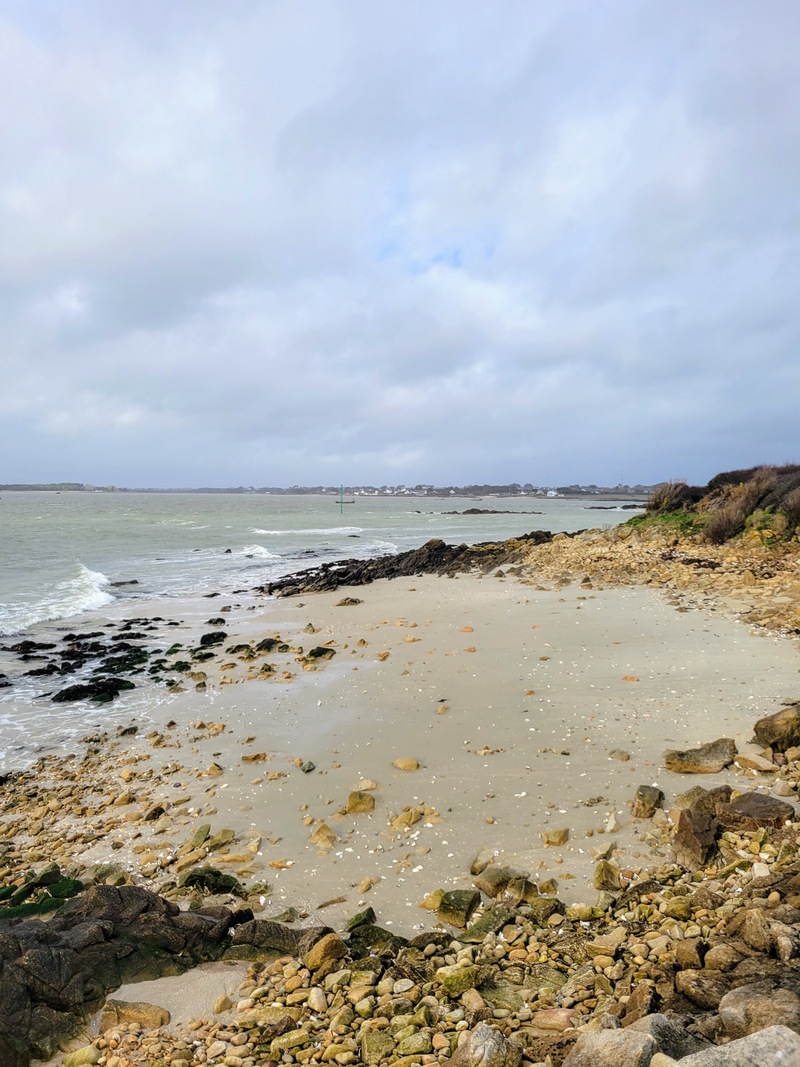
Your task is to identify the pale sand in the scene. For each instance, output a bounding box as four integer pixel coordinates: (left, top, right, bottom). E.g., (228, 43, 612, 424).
(79, 572, 800, 936)
(35, 570, 800, 1062)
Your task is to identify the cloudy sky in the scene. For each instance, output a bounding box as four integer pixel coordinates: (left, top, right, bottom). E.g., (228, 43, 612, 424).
(1, 1, 798, 488)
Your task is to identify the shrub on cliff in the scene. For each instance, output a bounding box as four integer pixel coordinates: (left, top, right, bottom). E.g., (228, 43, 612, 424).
(643, 464, 800, 544)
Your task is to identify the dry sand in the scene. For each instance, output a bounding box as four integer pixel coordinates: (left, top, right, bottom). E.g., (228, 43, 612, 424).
(76, 571, 800, 936)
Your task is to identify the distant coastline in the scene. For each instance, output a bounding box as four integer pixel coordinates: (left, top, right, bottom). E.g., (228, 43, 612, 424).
(0, 481, 655, 500)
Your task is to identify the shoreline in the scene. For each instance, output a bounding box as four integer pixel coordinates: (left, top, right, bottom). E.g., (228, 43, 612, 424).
(2, 526, 800, 1065)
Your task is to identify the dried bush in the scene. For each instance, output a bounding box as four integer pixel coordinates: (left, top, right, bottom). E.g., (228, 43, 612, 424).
(703, 467, 778, 543)
(647, 480, 705, 513)
(782, 486, 800, 531)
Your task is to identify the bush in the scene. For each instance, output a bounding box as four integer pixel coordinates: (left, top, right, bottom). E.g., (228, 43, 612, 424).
(782, 486, 800, 531)
(703, 467, 777, 543)
(647, 480, 705, 513)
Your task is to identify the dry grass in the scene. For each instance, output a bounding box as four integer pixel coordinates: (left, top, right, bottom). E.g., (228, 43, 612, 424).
(703, 467, 777, 544)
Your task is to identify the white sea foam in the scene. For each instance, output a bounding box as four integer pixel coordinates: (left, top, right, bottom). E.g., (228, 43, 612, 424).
(0, 564, 114, 635)
(252, 526, 364, 537)
(239, 544, 280, 559)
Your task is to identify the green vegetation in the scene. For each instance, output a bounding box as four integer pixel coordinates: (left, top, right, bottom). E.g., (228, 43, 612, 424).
(626, 510, 703, 536)
(641, 464, 800, 545)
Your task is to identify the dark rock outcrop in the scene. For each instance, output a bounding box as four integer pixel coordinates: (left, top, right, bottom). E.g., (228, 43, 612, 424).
(0, 885, 249, 1064)
(263, 534, 553, 597)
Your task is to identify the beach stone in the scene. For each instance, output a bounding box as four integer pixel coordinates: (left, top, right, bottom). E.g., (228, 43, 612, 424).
(62, 1049, 102, 1067)
(673, 1025, 800, 1066)
(449, 1022, 521, 1067)
(309, 822, 338, 851)
(627, 1014, 704, 1058)
(437, 889, 480, 928)
(562, 1029, 656, 1067)
(362, 1031, 396, 1063)
(593, 859, 622, 891)
(231, 919, 301, 953)
(304, 932, 348, 971)
(664, 737, 737, 773)
(754, 702, 800, 752)
(715, 791, 795, 832)
(470, 848, 497, 875)
(344, 906, 376, 931)
(726, 907, 774, 953)
(632, 784, 664, 818)
(675, 969, 731, 1010)
(542, 827, 569, 846)
(472, 865, 519, 898)
(461, 904, 514, 943)
(671, 808, 718, 868)
(690, 784, 734, 817)
(734, 752, 777, 773)
(392, 757, 420, 771)
(346, 790, 376, 814)
(718, 980, 800, 1038)
(704, 944, 744, 971)
(99, 999, 170, 1032)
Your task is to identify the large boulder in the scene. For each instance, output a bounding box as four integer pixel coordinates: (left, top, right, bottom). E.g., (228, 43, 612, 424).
(671, 808, 718, 869)
(753, 702, 800, 752)
(664, 738, 737, 773)
(717, 979, 800, 1039)
(715, 792, 796, 833)
(0, 885, 242, 1065)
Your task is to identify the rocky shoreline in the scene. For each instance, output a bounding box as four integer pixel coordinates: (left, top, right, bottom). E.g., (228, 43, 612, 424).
(1, 524, 800, 1066)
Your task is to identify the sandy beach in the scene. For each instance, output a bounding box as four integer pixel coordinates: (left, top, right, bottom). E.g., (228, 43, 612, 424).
(12, 565, 797, 932)
(4, 527, 800, 1065)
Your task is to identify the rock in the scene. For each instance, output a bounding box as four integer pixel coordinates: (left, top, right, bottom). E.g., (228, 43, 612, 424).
(472, 865, 520, 898)
(448, 1022, 522, 1067)
(346, 790, 376, 814)
(562, 1029, 656, 1067)
(461, 905, 515, 943)
(542, 827, 569, 846)
(437, 890, 481, 928)
(725, 907, 774, 953)
(470, 848, 497, 876)
(303, 932, 348, 971)
(231, 920, 301, 954)
(715, 791, 795, 832)
(308, 822, 338, 851)
(675, 969, 731, 1010)
(753, 702, 800, 752)
(734, 752, 777, 773)
(718, 980, 800, 1039)
(362, 1031, 396, 1063)
(62, 1049, 102, 1067)
(52, 677, 136, 703)
(392, 757, 420, 771)
(437, 963, 482, 997)
(632, 785, 664, 818)
(704, 944, 744, 971)
(671, 808, 718, 868)
(627, 1014, 705, 1058)
(99, 999, 170, 1031)
(675, 1025, 800, 1065)
(0, 884, 238, 1063)
(594, 860, 622, 891)
(621, 982, 660, 1024)
(664, 737, 737, 773)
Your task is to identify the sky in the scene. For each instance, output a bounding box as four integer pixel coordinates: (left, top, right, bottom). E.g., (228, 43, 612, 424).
(1, 1, 799, 489)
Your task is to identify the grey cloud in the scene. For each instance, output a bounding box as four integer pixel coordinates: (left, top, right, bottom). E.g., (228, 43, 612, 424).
(1, 0, 798, 487)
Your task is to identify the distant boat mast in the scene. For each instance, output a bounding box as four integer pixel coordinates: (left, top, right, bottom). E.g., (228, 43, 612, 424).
(338, 485, 355, 512)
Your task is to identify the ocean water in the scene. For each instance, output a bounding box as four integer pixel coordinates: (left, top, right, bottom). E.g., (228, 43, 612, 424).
(0, 491, 635, 768)
(0, 491, 636, 637)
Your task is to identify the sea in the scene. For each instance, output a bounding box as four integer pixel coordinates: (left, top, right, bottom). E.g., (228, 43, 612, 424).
(0, 490, 636, 769)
